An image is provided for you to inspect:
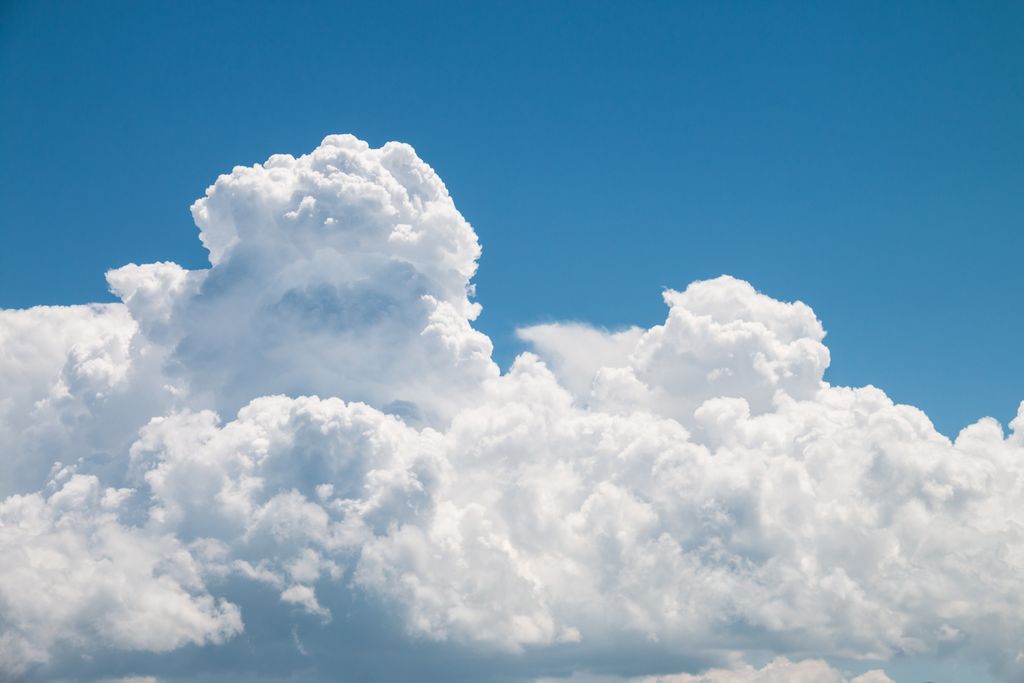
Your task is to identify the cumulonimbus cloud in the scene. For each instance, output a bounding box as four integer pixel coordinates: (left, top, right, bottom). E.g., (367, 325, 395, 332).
(1, 135, 1021, 682)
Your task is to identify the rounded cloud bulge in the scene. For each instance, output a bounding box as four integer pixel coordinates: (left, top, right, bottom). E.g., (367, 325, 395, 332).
(124, 134, 497, 423)
(1, 135, 1022, 683)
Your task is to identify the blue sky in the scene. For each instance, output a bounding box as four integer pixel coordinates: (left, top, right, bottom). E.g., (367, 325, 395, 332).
(2, 1, 1021, 437)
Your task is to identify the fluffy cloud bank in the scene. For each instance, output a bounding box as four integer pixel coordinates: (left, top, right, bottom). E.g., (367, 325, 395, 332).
(1, 135, 1022, 682)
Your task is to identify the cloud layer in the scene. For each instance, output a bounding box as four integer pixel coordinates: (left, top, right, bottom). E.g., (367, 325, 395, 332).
(1, 135, 1022, 682)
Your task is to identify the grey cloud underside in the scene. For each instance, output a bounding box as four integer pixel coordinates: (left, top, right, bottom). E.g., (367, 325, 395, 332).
(1, 135, 1021, 683)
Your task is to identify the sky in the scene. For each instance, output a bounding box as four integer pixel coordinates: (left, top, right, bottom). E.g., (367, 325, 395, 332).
(1, 0, 1021, 436)
(0, 2, 1022, 683)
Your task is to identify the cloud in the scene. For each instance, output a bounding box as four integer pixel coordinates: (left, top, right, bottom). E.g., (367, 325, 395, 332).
(1, 134, 1022, 682)
(172, 134, 496, 423)
(639, 657, 895, 683)
(0, 304, 141, 497)
(0, 473, 240, 678)
(537, 657, 894, 683)
(519, 277, 830, 423)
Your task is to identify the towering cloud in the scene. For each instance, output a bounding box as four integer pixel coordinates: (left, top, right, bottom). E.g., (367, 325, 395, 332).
(1, 135, 1021, 682)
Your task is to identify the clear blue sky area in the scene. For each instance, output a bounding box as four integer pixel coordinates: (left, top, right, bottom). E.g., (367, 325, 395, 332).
(1, 1, 1021, 440)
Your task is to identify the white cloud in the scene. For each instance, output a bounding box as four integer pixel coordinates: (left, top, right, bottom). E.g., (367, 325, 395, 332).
(637, 657, 894, 683)
(0, 473, 240, 678)
(517, 323, 645, 401)
(522, 276, 830, 424)
(1, 135, 1022, 682)
(0, 302, 180, 502)
(537, 657, 894, 683)
(169, 134, 497, 422)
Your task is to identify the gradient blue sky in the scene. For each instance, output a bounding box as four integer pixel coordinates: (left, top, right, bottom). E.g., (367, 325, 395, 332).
(1, 0, 1021, 437)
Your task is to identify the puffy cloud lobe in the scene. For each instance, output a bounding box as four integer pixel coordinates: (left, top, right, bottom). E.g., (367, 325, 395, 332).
(0, 304, 162, 497)
(0, 472, 240, 677)
(521, 276, 830, 424)
(0, 134, 1022, 682)
(172, 134, 496, 422)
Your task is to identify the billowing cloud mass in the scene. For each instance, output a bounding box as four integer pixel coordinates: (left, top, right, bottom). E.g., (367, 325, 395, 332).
(1, 134, 1022, 683)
